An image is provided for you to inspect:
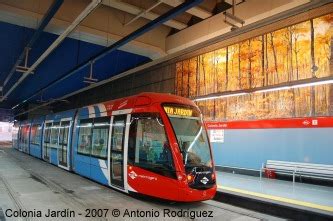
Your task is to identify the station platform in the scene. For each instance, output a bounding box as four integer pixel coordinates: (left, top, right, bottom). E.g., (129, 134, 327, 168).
(216, 171, 333, 219)
(0, 147, 283, 221)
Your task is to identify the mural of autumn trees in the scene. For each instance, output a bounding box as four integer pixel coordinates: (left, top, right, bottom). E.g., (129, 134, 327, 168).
(175, 13, 333, 121)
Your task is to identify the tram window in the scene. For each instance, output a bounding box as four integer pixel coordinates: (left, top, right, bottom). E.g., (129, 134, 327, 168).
(59, 121, 70, 145)
(78, 119, 93, 155)
(50, 122, 60, 147)
(24, 126, 29, 143)
(20, 126, 25, 144)
(111, 117, 126, 151)
(30, 125, 36, 144)
(22, 126, 27, 145)
(17, 127, 21, 142)
(91, 117, 110, 159)
(128, 113, 176, 179)
(21, 126, 24, 140)
(30, 124, 42, 144)
(35, 125, 42, 144)
(44, 123, 52, 143)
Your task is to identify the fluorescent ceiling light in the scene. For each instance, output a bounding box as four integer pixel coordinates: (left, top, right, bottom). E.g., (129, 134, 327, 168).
(219, 92, 248, 98)
(255, 79, 333, 94)
(291, 79, 333, 89)
(192, 78, 333, 102)
(12, 104, 19, 110)
(194, 96, 220, 101)
(254, 86, 291, 94)
(194, 92, 248, 101)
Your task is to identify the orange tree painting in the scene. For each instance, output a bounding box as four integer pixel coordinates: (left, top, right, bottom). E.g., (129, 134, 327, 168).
(175, 13, 333, 121)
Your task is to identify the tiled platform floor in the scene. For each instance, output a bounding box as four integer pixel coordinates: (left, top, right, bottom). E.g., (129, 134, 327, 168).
(216, 171, 333, 216)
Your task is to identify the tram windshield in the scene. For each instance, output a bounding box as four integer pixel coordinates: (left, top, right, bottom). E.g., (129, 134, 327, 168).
(163, 104, 213, 171)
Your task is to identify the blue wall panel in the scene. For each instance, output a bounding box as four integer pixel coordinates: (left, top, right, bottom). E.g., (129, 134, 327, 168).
(0, 21, 150, 108)
(212, 128, 333, 170)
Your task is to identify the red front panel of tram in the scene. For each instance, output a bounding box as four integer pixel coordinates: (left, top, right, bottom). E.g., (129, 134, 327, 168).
(127, 166, 216, 201)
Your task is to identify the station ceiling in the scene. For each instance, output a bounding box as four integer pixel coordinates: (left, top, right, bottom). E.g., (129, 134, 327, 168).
(0, 0, 313, 117)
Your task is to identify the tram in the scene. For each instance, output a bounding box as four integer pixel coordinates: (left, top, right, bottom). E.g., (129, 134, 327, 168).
(15, 92, 216, 201)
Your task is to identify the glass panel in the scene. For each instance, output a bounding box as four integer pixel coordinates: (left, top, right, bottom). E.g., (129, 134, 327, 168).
(50, 122, 60, 148)
(44, 123, 51, 143)
(111, 118, 125, 151)
(91, 117, 110, 159)
(128, 113, 175, 178)
(163, 104, 213, 171)
(59, 121, 70, 166)
(31, 124, 42, 145)
(59, 121, 70, 145)
(43, 123, 52, 159)
(110, 115, 126, 187)
(36, 124, 42, 145)
(78, 119, 93, 155)
(30, 125, 37, 144)
(21, 125, 30, 152)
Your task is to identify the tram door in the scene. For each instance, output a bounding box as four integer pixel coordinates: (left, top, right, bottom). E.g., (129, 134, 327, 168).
(43, 122, 52, 161)
(58, 121, 70, 168)
(110, 114, 128, 188)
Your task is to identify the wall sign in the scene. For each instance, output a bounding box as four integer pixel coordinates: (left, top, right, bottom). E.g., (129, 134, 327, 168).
(210, 129, 224, 143)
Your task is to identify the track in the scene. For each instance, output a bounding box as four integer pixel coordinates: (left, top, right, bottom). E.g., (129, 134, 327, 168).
(0, 150, 28, 221)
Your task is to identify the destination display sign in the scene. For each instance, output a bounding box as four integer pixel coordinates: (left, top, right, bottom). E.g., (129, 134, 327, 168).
(163, 106, 194, 117)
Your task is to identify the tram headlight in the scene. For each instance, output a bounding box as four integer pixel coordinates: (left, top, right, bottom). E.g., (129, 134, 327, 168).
(187, 174, 195, 183)
(211, 173, 216, 181)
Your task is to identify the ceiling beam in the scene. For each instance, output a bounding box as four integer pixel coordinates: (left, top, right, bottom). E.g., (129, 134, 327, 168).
(166, 0, 312, 54)
(101, 0, 188, 30)
(0, 2, 167, 59)
(0, 0, 102, 103)
(1, 0, 64, 88)
(13, 0, 203, 114)
(161, 0, 212, 19)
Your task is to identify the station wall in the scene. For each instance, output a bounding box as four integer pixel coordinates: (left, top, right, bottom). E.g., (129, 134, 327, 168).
(173, 12, 333, 170)
(53, 63, 175, 111)
(207, 118, 333, 170)
(0, 121, 13, 141)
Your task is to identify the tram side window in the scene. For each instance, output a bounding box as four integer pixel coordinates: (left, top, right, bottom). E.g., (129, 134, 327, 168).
(91, 117, 110, 159)
(23, 126, 29, 145)
(21, 126, 25, 144)
(44, 123, 52, 143)
(30, 124, 42, 145)
(18, 127, 22, 143)
(59, 121, 70, 145)
(128, 113, 175, 179)
(35, 125, 42, 144)
(50, 122, 60, 147)
(111, 117, 126, 151)
(78, 119, 93, 155)
(30, 125, 36, 144)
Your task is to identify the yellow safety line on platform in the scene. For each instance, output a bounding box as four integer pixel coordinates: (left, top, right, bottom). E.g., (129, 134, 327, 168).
(218, 185, 333, 213)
